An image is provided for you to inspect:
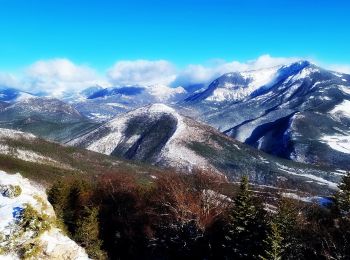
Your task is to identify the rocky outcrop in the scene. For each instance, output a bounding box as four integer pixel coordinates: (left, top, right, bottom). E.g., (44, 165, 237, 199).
(0, 171, 89, 260)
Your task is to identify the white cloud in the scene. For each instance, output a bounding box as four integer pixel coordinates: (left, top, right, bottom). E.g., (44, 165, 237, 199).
(0, 72, 19, 88)
(1, 55, 349, 98)
(107, 60, 176, 86)
(327, 64, 350, 74)
(25, 58, 107, 97)
(173, 54, 302, 86)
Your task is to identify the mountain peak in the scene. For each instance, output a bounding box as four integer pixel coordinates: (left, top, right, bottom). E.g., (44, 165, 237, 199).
(146, 103, 177, 114)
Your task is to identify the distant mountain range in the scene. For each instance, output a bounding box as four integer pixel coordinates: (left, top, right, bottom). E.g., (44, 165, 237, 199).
(71, 84, 192, 121)
(0, 60, 348, 189)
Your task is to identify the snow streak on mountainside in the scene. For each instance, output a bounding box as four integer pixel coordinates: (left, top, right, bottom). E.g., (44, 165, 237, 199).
(0, 128, 75, 170)
(0, 171, 89, 259)
(181, 61, 350, 170)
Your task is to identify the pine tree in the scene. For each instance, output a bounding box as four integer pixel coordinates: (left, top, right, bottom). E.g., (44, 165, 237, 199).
(47, 180, 69, 218)
(74, 206, 106, 260)
(335, 171, 350, 216)
(226, 176, 267, 259)
(332, 171, 350, 259)
(260, 222, 283, 260)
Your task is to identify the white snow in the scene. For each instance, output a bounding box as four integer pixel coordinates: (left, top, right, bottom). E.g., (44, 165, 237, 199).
(13, 92, 36, 102)
(89, 112, 113, 120)
(330, 100, 350, 118)
(0, 171, 89, 259)
(0, 143, 57, 165)
(287, 66, 320, 83)
(321, 134, 350, 154)
(0, 128, 35, 140)
(338, 85, 350, 95)
(147, 84, 186, 102)
(276, 163, 338, 189)
(206, 66, 279, 102)
(319, 96, 331, 101)
(0, 171, 47, 233)
(241, 66, 279, 90)
(281, 192, 322, 203)
(106, 103, 129, 109)
(0, 128, 73, 170)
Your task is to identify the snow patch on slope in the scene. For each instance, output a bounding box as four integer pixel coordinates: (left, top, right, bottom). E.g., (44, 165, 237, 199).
(321, 134, 350, 154)
(276, 163, 338, 189)
(155, 106, 210, 169)
(0, 128, 73, 170)
(0, 128, 35, 140)
(330, 100, 350, 118)
(339, 85, 350, 95)
(0, 144, 57, 165)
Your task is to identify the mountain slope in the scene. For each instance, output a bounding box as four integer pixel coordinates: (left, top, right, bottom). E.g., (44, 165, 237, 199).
(68, 103, 343, 195)
(0, 86, 35, 102)
(181, 61, 350, 170)
(0, 97, 98, 142)
(0, 128, 160, 186)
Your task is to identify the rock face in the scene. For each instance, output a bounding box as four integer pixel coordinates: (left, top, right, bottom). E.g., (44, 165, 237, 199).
(0, 171, 89, 260)
(181, 61, 350, 170)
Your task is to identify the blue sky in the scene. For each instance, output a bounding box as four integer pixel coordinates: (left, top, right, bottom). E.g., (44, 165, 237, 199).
(0, 0, 349, 71)
(0, 0, 349, 96)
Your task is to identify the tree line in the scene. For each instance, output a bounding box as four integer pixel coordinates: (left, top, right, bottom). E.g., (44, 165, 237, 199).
(47, 170, 350, 259)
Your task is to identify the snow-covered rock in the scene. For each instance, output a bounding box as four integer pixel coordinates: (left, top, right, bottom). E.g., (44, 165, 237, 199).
(0, 171, 89, 259)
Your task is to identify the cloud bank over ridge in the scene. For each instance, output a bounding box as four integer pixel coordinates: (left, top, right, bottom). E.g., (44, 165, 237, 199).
(0, 55, 349, 97)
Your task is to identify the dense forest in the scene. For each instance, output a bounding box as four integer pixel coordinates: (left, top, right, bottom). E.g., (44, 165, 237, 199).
(48, 170, 350, 259)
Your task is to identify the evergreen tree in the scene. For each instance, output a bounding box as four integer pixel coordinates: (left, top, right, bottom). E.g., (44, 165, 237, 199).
(335, 171, 350, 216)
(226, 176, 267, 259)
(74, 206, 106, 260)
(47, 180, 69, 218)
(260, 222, 283, 260)
(274, 197, 302, 259)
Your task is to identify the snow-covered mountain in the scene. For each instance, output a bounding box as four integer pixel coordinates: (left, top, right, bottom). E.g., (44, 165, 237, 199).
(0, 96, 98, 142)
(72, 84, 188, 122)
(181, 61, 350, 170)
(0, 171, 89, 259)
(68, 103, 342, 194)
(0, 86, 36, 103)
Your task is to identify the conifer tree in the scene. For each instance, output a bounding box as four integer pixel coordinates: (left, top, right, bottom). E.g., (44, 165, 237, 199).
(226, 176, 267, 259)
(335, 171, 350, 216)
(74, 206, 106, 260)
(273, 197, 303, 259)
(260, 222, 283, 260)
